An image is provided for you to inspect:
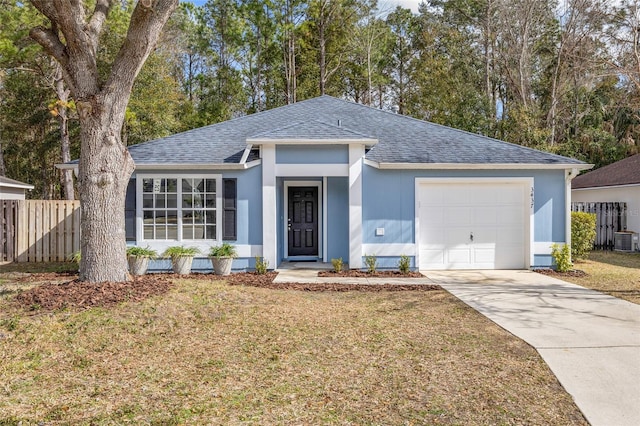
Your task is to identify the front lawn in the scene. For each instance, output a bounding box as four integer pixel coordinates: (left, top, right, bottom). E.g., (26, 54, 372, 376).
(568, 251, 640, 304)
(0, 273, 586, 424)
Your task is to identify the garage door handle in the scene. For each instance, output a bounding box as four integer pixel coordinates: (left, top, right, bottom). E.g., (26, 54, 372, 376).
(470, 232, 474, 242)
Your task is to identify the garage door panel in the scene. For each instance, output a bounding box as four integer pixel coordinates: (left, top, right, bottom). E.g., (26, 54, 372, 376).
(469, 186, 498, 205)
(418, 181, 528, 270)
(421, 228, 445, 244)
(443, 186, 471, 204)
(448, 247, 472, 264)
(498, 185, 525, 202)
(473, 206, 499, 225)
(473, 246, 497, 263)
(445, 228, 472, 245)
(472, 228, 497, 244)
(421, 207, 444, 226)
(443, 207, 471, 225)
(496, 228, 524, 244)
(498, 206, 524, 224)
(420, 249, 445, 265)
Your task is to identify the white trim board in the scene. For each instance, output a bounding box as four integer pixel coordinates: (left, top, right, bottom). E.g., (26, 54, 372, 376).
(275, 164, 348, 177)
(534, 242, 565, 256)
(366, 160, 592, 171)
(283, 181, 324, 261)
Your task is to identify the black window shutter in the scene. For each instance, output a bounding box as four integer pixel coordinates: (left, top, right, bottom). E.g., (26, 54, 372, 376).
(222, 178, 237, 241)
(125, 178, 136, 241)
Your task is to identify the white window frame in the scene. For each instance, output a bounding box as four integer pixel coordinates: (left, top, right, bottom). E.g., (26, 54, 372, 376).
(136, 174, 223, 248)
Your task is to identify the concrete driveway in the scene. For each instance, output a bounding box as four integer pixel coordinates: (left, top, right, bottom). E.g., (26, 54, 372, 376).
(426, 270, 640, 426)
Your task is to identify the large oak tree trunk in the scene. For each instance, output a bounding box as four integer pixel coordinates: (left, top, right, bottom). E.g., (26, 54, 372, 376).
(30, 0, 178, 283)
(76, 95, 135, 282)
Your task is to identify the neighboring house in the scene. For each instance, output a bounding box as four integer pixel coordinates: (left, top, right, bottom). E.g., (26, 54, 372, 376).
(63, 96, 591, 270)
(0, 176, 34, 200)
(572, 154, 640, 234)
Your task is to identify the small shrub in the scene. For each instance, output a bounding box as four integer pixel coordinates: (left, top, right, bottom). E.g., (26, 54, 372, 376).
(551, 243, 572, 272)
(571, 211, 596, 260)
(255, 256, 269, 274)
(209, 242, 238, 258)
(331, 257, 344, 273)
(126, 246, 158, 258)
(364, 254, 377, 274)
(398, 255, 410, 274)
(163, 246, 199, 259)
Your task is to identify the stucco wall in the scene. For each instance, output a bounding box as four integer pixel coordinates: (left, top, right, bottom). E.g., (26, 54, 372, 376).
(572, 185, 640, 234)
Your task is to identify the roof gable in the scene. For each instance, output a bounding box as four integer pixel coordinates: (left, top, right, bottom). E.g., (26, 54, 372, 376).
(126, 95, 586, 167)
(572, 154, 640, 189)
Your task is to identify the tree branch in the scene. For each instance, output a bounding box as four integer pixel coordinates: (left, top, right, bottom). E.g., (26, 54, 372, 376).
(29, 26, 68, 67)
(87, 0, 114, 49)
(105, 0, 178, 98)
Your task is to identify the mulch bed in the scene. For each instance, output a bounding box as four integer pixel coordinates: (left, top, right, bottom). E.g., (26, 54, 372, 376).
(318, 270, 424, 278)
(10, 270, 439, 313)
(13, 275, 174, 312)
(225, 271, 439, 292)
(535, 268, 588, 278)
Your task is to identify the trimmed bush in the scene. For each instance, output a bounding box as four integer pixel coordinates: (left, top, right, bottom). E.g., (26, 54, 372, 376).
(571, 212, 596, 260)
(551, 243, 572, 272)
(331, 257, 344, 273)
(398, 255, 410, 274)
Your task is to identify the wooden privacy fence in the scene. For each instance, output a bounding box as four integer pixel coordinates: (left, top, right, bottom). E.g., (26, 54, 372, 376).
(571, 202, 627, 250)
(1, 200, 80, 262)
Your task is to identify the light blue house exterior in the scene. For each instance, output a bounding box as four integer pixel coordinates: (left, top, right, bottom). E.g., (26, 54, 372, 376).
(111, 96, 590, 271)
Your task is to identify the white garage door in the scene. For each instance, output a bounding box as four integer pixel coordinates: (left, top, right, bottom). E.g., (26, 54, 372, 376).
(418, 180, 529, 270)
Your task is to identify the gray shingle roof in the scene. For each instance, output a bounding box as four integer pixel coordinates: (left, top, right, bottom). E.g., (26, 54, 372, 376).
(128, 95, 585, 166)
(249, 120, 376, 141)
(572, 154, 640, 189)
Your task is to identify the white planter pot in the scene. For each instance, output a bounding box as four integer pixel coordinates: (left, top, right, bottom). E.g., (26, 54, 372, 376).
(172, 256, 194, 275)
(210, 256, 233, 276)
(128, 256, 150, 276)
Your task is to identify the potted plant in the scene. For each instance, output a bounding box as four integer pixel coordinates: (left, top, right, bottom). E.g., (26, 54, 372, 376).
(163, 246, 199, 275)
(126, 246, 158, 276)
(209, 242, 238, 275)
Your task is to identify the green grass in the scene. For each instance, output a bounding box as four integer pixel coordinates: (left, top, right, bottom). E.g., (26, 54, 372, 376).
(569, 251, 640, 304)
(0, 276, 586, 425)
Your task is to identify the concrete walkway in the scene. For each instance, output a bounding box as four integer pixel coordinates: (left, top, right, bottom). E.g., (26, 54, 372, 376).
(427, 270, 640, 426)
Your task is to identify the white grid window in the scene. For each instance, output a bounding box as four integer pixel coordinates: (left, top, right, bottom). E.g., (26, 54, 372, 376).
(141, 177, 218, 241)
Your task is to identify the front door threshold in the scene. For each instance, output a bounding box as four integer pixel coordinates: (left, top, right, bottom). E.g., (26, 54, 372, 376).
(285, 256, 321, 262)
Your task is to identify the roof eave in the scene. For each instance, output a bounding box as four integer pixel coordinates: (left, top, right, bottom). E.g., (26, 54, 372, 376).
(55, 160, 262, 172)
(134, 160, 261, 170)
(0, 182, 34, 190)
(572, 182, 640, 190)
(365, 160, 593, 171)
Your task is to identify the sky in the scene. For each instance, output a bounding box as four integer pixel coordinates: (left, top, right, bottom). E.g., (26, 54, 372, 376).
(186, 0, 422, 13)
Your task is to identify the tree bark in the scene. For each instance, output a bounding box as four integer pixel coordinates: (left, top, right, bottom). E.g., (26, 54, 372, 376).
(53, 63, 75, 200)
(30, 0, 178, 283)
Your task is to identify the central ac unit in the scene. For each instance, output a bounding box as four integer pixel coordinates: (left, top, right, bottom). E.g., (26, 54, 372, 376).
(614, 232, 638, 252)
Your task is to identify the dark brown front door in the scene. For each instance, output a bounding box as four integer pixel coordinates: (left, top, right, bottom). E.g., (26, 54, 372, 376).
(288, 186, 319, 257)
